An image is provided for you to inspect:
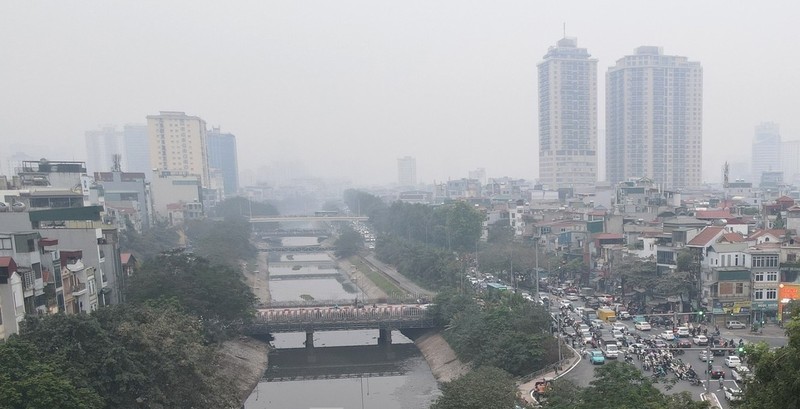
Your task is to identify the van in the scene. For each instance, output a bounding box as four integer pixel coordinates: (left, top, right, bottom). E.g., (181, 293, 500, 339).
(725, 320, 746, 329)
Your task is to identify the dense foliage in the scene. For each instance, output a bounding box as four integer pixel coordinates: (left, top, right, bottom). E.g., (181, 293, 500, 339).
(544, 362, 708, 409)
(375, 235, 462, 289)
(215, 196, 279, 218)
(12, 303, 241, 409)
(185, 215, 256, 268)
(344, 190, 483, 252)
(125, 251, 256, 340)
(0, 338, 104, 409)
(334, 225, 363, 258)
(432, 291, 560, 377)
(119, 220, 180, 262)
(740, 312, 800, 409)
(430, 366, 519, 409)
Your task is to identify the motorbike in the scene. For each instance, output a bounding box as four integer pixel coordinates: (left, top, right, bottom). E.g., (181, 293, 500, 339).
(689, 377, 703, 386)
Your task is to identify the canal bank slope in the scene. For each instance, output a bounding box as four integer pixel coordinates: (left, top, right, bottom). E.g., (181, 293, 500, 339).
(404, 329, 470, 383)
(219, 337, 270, 405)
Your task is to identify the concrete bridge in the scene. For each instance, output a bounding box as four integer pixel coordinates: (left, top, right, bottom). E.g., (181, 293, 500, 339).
(250, 215, 368, 223)
(258, 246, 335, 252)
(259, 229, 330, 237)
(246, 304, 436, 347)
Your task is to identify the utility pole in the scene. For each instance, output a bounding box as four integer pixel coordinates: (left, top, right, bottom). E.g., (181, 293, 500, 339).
(705, 341, 711, 394)
(534, 239, 540, 298)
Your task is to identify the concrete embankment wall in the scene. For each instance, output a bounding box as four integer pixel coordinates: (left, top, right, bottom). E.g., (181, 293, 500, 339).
(219, 336, 270, 405)
(403, 329, 470, 383)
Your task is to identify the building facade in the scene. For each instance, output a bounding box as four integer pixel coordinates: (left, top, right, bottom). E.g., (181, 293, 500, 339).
(752, 122, 782, 185)
(538, 37, 598, 188)
(206, 127, 239, 197)
(85, 126, 122, 175)
(146, 111, 210, 187)
(122, 124, 151, 176)
(397, 156, 417, 187)
(606, 46, 703, 189)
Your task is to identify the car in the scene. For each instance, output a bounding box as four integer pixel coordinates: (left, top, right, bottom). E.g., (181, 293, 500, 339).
(692, 335, 709, 346)
(698, 350, 714, 362)
(581, 331, 594, 344)
(618, 311, 631, 320)
(710, 366, 726, 379)
(566, 294, 580, 301)
(591, 319, 605, 329)
(635, 321, 652, 331)
(726, 320, 747, 329)
(676, 339, 692, 348)
(612, 322, 627, 332)
(603, 344, 620, 359)
(732, 365, 752, 382)
(661, 331, 676, 341)
(612, 329, 625, 339)
(653, 339, 668, 349)
(563, 327, 577, 338)
(725, 355, 742, 368)
(578, 324, 591, 333)
(676, 326, 690, 337)
(589, 350, 606, 365)
(724, 386, 744, 402)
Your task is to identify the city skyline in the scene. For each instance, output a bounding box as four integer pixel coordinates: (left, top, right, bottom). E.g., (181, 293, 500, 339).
(3, 1, 800, 186)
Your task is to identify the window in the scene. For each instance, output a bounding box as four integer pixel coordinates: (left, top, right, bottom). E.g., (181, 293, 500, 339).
(766, 289, 777, 300)
(0, 237, 11, 249)
(767, 272, 778, 281)
(754, 273, 764, 282)
(735, 283, 744, 294)
(754, 289, 764, 300)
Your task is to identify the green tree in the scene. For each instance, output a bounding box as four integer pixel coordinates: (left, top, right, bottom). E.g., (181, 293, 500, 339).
(334, 226, 363, 258)
(125, 251, 256, 339)
(741, 314, 800, 409)
(215, 196, 279, 218)
(0, 338, 103, 409)
(430, 366, 518, 409)
(185, 215, 256, 267)
(119, 219, 180, 262)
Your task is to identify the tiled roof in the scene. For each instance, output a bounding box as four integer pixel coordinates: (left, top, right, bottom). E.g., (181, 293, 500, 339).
(595, 233, 623, 240)
(695, 210, 734, 220)
(720, 232, 745, 243)
(0, 256, 13, 268)
(749, 229, 787, 241)
(687, 226, 725, 247)
(121, 253, 133, 265)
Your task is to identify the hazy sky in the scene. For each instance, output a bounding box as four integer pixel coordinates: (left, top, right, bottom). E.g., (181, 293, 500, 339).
(2, 1, 799, 186)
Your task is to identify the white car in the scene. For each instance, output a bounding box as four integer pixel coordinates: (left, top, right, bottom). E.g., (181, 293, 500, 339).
(724, 386, 744, 402)
(566, 294, 580, 301)
(612, 322, 626, 332)
(613, 330, 624, 339)
(634, 321, 652, 331)
(725, 355, 742, 368)
(660, 331, 676, 341)
(676, 326, 690, 337)
(603, 344, 620, 359)
(732, 365, 752, 382)
(692, 335, 709, 345)
(726, 320, 746, 330)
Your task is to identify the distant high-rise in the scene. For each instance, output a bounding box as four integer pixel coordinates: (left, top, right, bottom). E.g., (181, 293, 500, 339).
(606, 46, 703, 189)
(85, 126, 122, 174)
(397, 156, 417, 187)
(781, 139, 800, 185)
(207, 127, 240, 196)
(538, 37, 598, 188)
(122, 124, 150, 176)
(752, 122, 782, 183)
(146, 111, 210, 186)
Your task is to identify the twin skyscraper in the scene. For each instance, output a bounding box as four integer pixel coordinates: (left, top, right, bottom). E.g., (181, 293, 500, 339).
(538, 38, 703, 190)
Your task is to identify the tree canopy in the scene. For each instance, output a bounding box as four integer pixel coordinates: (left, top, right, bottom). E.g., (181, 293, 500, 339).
(119, 220, 180, 262)
(125, 250, 256, 340)
(430, 366, 519, 409)
(544, 362, 708, 409)
(334, 225, 363, 258)
(740, 313, 800, 409)
(214, 196, 279, 218)
(16, 303, 240, 409)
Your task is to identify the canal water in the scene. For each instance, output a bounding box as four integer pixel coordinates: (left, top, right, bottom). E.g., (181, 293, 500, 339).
(244, 236, 440, 409)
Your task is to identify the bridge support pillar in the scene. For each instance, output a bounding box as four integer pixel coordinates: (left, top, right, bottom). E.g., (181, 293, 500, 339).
(305, 331, 317, 363)
(378, 329, 392, 346)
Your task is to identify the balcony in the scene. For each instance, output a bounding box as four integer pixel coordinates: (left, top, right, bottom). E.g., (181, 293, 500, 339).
(71, 282, 87, 296)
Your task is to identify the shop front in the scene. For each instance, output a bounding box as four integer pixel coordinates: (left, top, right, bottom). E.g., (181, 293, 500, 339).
(778, 283, 800, 322)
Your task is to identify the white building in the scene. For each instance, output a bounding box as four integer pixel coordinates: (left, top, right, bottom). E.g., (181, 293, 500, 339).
(397, 156, 417, 187)
(538, 37, 598, 188)
(752, 122, 782, 185)
(606, 46, 703, 189)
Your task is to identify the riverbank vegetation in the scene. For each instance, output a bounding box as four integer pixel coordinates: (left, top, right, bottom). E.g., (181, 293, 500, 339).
(0, 251, 257, 408)
(430, 366, 519, 409)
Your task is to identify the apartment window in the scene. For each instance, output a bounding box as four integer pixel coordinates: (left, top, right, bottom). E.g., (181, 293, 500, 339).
(0, 237, 11, 249)
(766, 289, 777, 300)
(754, 289, 764, 300)
(767, 272, 778, 281)
(754, 272, 764, 282)
(735, 283, 744, 294)
(735, 255, 739, 265)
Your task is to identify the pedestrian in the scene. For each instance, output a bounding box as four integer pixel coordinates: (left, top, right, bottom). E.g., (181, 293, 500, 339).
(718, 377, 724, 390)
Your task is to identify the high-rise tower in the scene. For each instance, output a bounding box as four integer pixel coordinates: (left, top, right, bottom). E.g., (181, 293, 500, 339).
(606, 46, 703, 189)
(207, 127, 240, 196)
(538, 37, 598, 188)
(146, 111, 210, 186)
(397, 156, 417, 187)
(752, 122, 781, 183)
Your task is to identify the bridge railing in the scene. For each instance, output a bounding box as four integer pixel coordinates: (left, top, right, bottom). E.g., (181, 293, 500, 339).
(263, 298, 428, 309)
(256, 305, 430, 323)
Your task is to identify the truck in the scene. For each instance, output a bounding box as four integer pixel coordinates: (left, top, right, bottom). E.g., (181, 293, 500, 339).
(579, 287, 595, 300)
(582, 308, 597, 323)
(597, 308, 617, 322)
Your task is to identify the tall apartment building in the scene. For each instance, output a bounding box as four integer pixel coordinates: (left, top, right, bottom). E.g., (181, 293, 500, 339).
(146, 111, 210, 187)
(781, 140, 800, 185)
(752, 122, 782, 185)
(397, 156, 417, 187)
(85, 126, 122, 175)
(122, 124, 151, 176)
(606, 46, 703, 189)
(207, 127, 240, 196)
(538, 37, 598, 188)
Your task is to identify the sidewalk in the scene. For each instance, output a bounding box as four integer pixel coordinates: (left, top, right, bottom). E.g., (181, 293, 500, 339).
(518, 345, 581, 405)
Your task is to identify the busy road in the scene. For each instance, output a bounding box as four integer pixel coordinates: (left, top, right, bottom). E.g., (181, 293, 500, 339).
(544, 290, 789, 408)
